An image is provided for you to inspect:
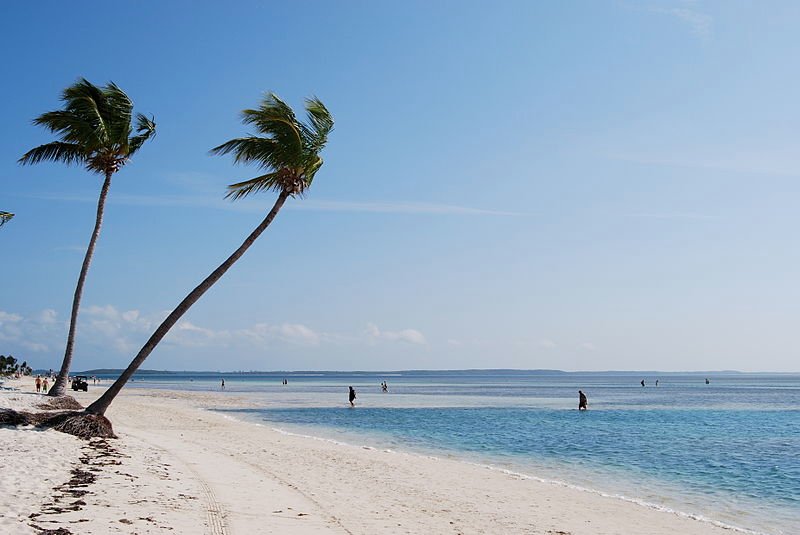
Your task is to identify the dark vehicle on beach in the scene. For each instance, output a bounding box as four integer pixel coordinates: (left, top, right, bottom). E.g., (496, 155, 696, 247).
(71, 376, 88, 392)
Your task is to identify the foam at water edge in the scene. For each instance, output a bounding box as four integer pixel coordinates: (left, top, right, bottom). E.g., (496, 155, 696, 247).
(257, 419, 767, 534)
(474, 463, 764, 535)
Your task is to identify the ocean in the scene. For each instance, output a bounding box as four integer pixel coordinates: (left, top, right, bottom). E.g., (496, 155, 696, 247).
(117, 370, 800, 535)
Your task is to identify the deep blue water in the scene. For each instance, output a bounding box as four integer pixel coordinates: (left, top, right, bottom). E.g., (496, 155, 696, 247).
(120, 371, 800, 534)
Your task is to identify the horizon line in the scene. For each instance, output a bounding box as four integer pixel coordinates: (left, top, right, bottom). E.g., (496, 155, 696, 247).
(69, 367, 798, 375)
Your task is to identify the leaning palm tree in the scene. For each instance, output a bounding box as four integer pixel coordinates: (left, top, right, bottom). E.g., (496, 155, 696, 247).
(85, 93, 333, 419)
(20, 79, 156, 397)
(0, 212, 13, 228)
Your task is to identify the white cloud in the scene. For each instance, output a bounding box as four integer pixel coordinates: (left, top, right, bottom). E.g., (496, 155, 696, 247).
(647, 3, 713, 38)
(0, 309, 63, 353)
(38, 309, 59, 324)
(0, 311, 23, 323)
(1, 306, 428, 367)
(20, 191, 520, 217)
(366, 323, 427, 345)
(539, 339, 557, 349)
(293, 200, 521, 216)
(268, 323, 321, 345)
(624, 212, 716, 221)
(609, 151, 800, 177)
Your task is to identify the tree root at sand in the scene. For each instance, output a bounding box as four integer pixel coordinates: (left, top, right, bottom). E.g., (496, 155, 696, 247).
(0, 409, 115, 439)
(36, 396, 84, 411)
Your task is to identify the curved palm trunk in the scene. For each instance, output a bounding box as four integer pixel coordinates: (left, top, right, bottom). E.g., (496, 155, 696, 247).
(86, 192, 290, 415)
(50, 172, 113, 397)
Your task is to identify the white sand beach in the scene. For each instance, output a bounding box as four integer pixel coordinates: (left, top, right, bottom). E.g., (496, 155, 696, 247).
(1, 376, 742, 534)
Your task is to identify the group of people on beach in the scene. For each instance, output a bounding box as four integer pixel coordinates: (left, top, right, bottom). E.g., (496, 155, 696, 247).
(34, 375, 49, 393)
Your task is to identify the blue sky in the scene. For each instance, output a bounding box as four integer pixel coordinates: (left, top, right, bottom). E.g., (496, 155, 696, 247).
(2, 1, 799, 372)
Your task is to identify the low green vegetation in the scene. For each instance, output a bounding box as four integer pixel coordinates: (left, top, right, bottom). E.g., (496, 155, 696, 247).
(0, 354, 32, 376)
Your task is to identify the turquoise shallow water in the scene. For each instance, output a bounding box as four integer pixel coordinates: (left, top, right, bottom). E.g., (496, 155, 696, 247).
(124, 371, 800, 534)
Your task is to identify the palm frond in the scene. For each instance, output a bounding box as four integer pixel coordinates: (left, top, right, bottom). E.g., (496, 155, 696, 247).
(23, 78, 155, 174)
(32, 110, 97, 146)
(225, 172, 283, 200)
(61, 79, 109, 145)
(18, 141, 87, 166)
(103, 81, 134, 148)
(128, 113, 156, 155)
(303, 96, 334, 150)
(0, 211, 13, 228)
(302, 156, 324, 188)
(241, 93, 303, 151)
(213, 92, 333, 199)
(210, 137, 283, 167)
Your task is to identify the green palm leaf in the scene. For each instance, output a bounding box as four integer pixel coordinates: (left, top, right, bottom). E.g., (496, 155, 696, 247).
(0, 211, 13, 228)
(19, 141, 87, 166)
(212, 92, 334, 198)
(20, 78, 155, 175)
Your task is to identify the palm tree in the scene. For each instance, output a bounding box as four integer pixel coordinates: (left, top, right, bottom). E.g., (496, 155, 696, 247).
(85, 93, 333, 417)
(0, 212, 13, 228)
(20, 79, 156, 397)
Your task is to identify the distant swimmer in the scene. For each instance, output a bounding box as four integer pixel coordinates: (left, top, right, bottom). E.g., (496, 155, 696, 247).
(655, 379, 659, 387)
(349, 386, 357, 407)
(641, 379, 645, 387)
(578, 390, 588, 411)
(705, 378, 710, 385)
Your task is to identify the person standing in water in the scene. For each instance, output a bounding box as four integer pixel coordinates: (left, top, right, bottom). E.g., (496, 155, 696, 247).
(348, 386, 357, 407)
(221, 378, 225, 390)
(578, 390, 588, 410)
(641, 379, 645, 387)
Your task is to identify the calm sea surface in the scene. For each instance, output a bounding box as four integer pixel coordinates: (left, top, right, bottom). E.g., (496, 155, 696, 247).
(119, 371, 800, 535)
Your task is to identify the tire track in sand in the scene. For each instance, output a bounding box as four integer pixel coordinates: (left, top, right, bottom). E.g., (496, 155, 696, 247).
(175, 434, 353, 534)
(184, 461, 228, 535)
(126, 432, 228, 535)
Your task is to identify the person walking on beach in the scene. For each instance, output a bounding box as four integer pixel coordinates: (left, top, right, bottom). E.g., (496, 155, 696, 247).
(578, 390, 588, 410)
(349, 386, 357, 407)
(35, 376, 41, 393)
(42, 378, 49, 393)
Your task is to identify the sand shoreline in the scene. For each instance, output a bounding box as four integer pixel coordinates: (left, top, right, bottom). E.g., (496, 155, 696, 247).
(1, 377, 749, 534)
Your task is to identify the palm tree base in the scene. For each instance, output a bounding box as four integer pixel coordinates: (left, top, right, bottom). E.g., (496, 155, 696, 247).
(0, 408, 115, 439)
